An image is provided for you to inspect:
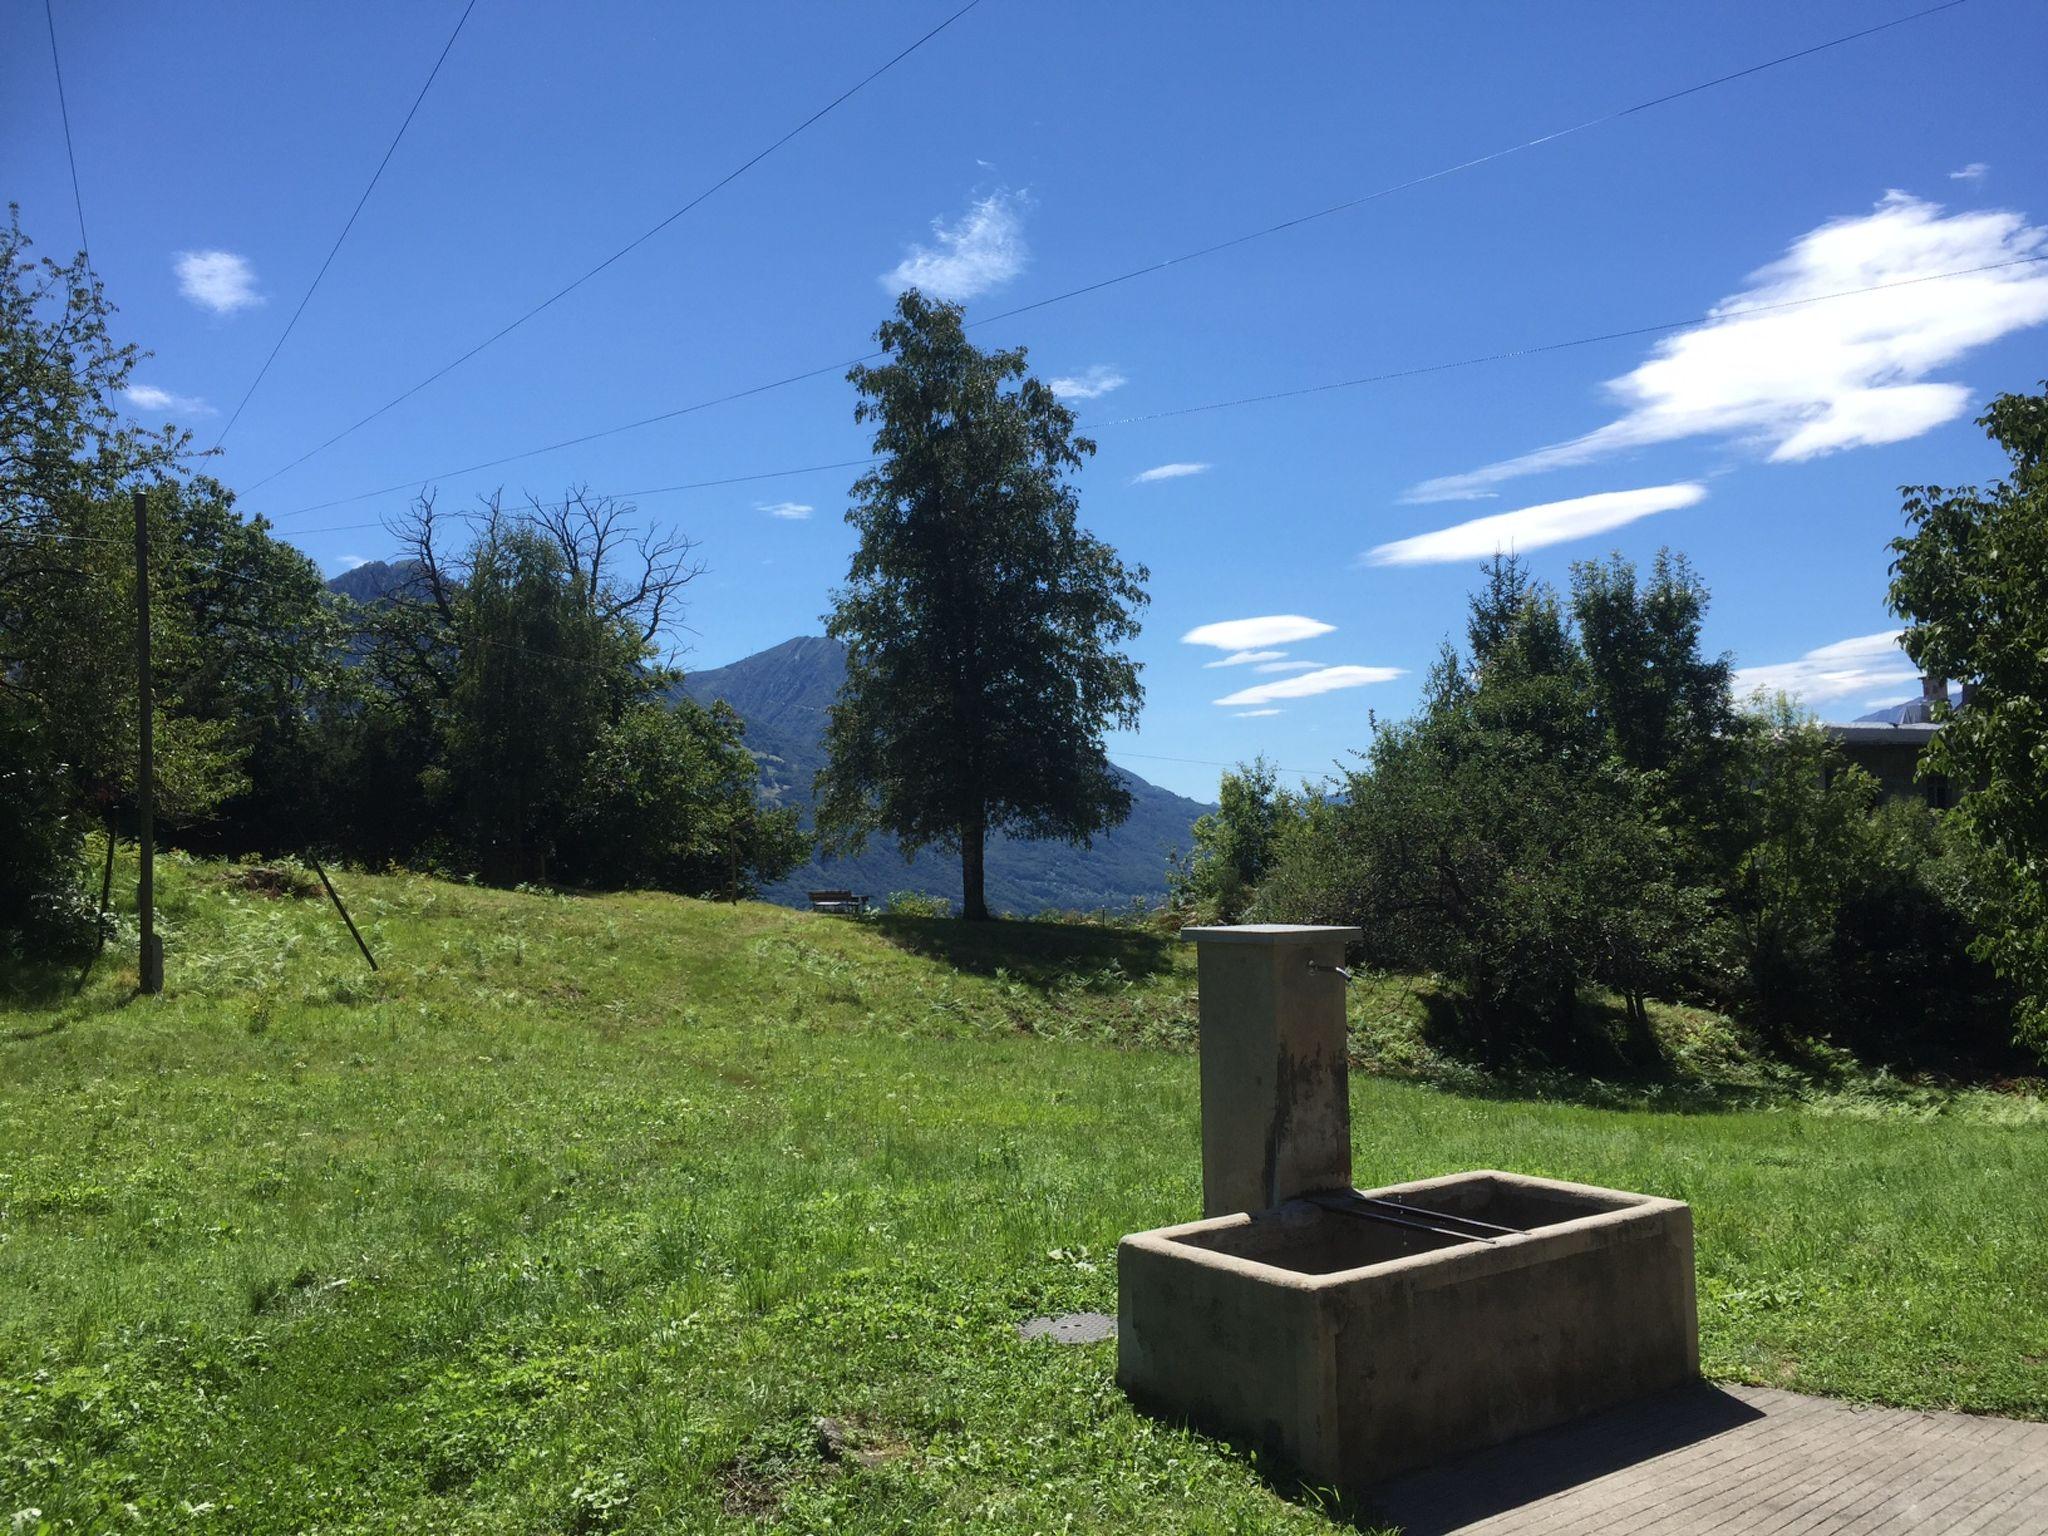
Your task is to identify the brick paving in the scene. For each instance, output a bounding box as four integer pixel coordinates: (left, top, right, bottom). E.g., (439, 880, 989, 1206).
(1366, 1383, 2048, 1534)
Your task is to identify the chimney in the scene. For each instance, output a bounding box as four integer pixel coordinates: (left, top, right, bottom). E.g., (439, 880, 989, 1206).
(1921, 674, 1949, 716)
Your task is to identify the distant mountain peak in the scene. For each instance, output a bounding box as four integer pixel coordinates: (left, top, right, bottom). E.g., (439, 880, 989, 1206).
(676, 634, 1210, 914)
(324, 559, 419, 604)
(1853, 685, 1958, 726)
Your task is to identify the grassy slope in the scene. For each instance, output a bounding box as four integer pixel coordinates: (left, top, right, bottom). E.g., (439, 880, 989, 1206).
(2, 855, 2043, 1535)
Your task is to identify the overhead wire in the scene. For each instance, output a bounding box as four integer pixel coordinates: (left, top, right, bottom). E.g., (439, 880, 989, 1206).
(213, 0, 484, 446)
(42, 0, 91, 267)
(250, 0, 1974, 510)
(259, 252, 2048, 525)
(243, 0, 986, 490)
(1108, 750, 1335, 778)
(1088, 254, 2048, 428)
(19, 530, 1335, 765)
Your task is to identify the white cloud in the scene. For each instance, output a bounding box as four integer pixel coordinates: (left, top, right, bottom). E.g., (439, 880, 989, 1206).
(174, 250, 263, 315)
(1049, 364, 1127, 401)
(328, 554, 369, 574)
(1203, 649, 1287, 669)
(123, 384, 214, 416)
(1234, 708, 1284, 718)
(1733, 629, 1920, 705)
(882, 190, 1028, 302)
(1182, 615, 1336, 651)
(1408, 193, 2048, 502)
(757, 501, 812, 520)
(1949, 162, 1989, 184)
(1214, 665, 1403, 708)
(1133, 462, 1210, 484)
(1366, 484, 1706, 566)
(1255, 660, 1321, 673)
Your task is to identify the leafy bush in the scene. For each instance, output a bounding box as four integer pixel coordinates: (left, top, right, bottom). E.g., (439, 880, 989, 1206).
(1250, 551, 2025, 1069)
(1890, 385, 2048, 1056)
(0, 717, 94, 962)
(1168, 756, 1296, 923)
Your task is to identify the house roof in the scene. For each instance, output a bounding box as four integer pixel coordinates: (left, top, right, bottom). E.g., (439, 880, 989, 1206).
(1824, 722, 1941, 748)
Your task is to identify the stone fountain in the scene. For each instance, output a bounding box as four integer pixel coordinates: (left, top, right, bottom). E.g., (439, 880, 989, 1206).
(1117, 924, 1698, 1490)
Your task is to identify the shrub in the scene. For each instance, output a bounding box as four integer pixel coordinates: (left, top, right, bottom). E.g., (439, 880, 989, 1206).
(885, 890, 951, 918)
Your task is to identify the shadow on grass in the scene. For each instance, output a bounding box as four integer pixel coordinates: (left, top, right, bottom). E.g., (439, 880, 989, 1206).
(1399, 991, 1816, 1115)
(869, 914, 1179, 992)
(1, 956, 89, 1038)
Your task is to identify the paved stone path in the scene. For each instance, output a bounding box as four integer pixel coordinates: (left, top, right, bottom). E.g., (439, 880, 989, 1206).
(1367, 1383, 2048, 1534)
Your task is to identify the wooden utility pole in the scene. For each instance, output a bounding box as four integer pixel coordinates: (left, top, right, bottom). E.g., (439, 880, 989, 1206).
(133, 487, 162, 993)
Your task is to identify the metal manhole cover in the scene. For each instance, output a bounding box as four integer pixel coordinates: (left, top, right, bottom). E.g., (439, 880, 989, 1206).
(1017, 1311, 1117, 1344)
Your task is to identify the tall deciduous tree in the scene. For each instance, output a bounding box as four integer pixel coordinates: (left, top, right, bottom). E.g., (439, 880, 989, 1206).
(1889, 385, 2048, 1054)
(1, 207, 196, 955)
(1170, 756, 1292, 923)
(1570, 550, 1743, 875)
(818, 291, 1148, 921)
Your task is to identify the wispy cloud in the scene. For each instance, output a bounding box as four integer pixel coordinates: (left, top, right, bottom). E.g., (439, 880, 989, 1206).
(123, 384, 214, 416)
(328, 554, 369, 574)
(1203, 649, 1287, 669)
(1366, 484, 1706, 566)
(1049, 365, 1126, 401)
(1254, 659, 1321, 673)
(1234, 708, 1284, 718)
(757, 501, 812, 521)
(1949, 162, 1990, 184)
(882, 190, 1028, 302)
(1733, 629, 1919, 705)
(1408, 193, 2048, 502)
(174, 250, 263, 315)
(1183, 615, 1335, 652)
(1215, 665, 1403, 708)
(1133, 462, 1210, 484)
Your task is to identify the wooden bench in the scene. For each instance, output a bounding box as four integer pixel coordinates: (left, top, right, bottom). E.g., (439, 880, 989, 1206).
(807, 889, 868, 916)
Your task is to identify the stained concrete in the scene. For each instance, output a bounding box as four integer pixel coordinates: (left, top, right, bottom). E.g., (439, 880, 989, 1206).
(1178, 924, 1360, 1218)
(1118, 1170, 1699, 1492)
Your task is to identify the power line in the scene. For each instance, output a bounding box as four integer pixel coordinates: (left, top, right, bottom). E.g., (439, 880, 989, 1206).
(1111, 750, 1335, 778)
(213, 0, 483, 447)
(261, 253, 2044, 525)
(15, 524, 1333, 733)
(43, 0, 90, 267)
(244, 0, 985, 491)
(249, 0, 1971, 508)
(1089, 254, 2048, 428)
(971, 0, 1975, 335)
(273, 454, 878, 523)
(0, 527, 125, 546)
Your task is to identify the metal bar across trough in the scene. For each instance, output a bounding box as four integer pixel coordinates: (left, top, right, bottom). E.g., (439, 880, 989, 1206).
(1363, 1194, 1524, 1237)
(1304, 1191, 1512, 1246)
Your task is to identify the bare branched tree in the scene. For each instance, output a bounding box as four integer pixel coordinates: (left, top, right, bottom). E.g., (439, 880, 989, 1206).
(521, 486, 704, 656)
(368, 486, 704, 697)
(371, 490, 475, 704)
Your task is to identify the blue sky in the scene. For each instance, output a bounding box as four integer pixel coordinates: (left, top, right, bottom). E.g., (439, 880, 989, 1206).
(7, 0, 2045, 801)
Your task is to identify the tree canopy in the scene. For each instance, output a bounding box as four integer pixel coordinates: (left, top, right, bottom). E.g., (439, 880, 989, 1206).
(1251, 552, 2020, 1068)
(818, 291, 1148, 920)
(1890, 384, 2048, 1054)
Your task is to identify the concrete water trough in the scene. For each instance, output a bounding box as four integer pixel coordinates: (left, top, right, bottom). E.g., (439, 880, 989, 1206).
(1117, 926, 1698, 1493)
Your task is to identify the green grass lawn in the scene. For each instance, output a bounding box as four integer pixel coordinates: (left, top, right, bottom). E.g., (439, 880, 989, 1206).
(3, 852, 2044, 1534)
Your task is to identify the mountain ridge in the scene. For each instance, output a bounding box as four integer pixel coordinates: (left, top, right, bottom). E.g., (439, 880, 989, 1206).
(315, 563, 1205, 913)
(678, 636, 1210, 914)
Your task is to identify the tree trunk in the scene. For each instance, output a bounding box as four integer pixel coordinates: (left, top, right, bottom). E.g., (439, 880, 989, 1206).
(961, 810, 990, 922)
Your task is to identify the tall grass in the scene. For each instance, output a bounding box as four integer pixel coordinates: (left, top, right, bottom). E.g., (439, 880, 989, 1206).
(1, 850, 2042, 1533)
